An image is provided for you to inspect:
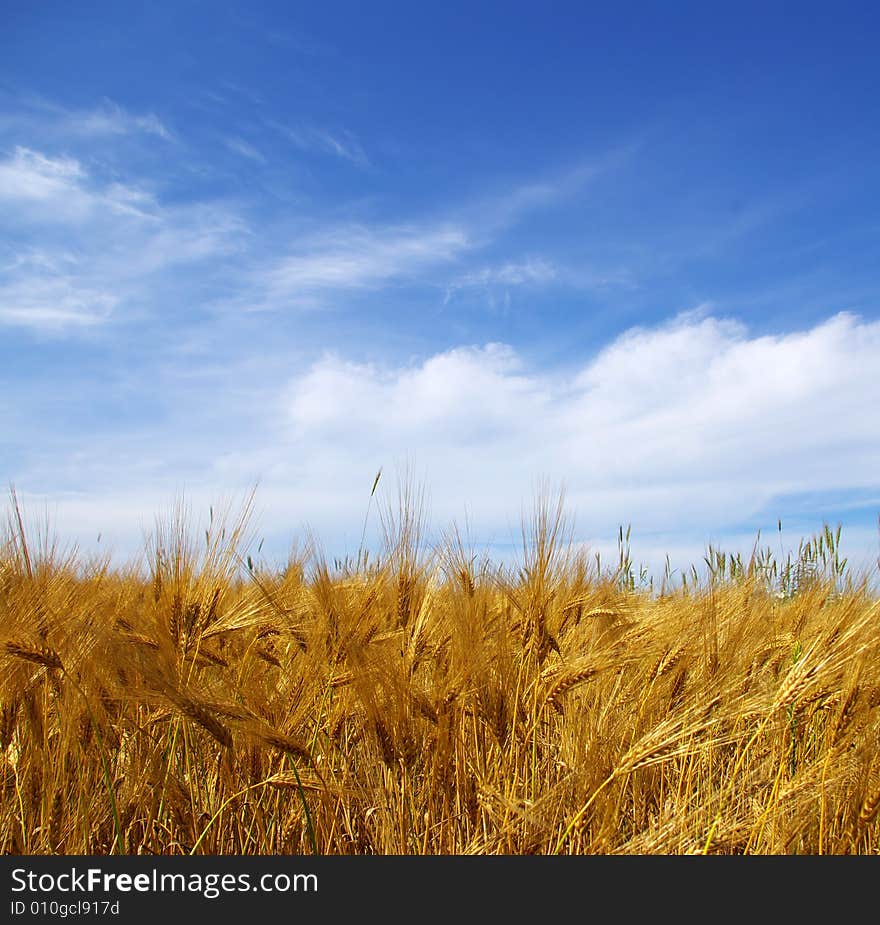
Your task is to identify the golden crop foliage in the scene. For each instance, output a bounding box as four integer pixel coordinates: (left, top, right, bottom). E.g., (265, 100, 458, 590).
(1, 487, 878, 855)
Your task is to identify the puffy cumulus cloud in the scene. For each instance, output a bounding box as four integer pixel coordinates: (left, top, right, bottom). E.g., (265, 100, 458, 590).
(9, 310, 879, 574)
(276, 311, 880, 552)
(287, 343, 543, 444)
(560, 311, 879, 488)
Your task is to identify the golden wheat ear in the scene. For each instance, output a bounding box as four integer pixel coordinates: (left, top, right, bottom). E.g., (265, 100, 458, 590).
(165, 691, 233, 749)
(859, 782, 880, 829)
(5, 640, 63, 671)
(542, 664, 598, 713)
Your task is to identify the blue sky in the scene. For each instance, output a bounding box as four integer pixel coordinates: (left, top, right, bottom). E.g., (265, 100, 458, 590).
(2, 1, 879, 575)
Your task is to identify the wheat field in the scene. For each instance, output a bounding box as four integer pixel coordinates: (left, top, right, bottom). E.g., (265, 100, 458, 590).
(1, 485, 879, 855)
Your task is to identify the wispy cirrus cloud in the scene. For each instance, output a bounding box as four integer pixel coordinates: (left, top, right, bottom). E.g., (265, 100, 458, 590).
(0, 274, 118, 330)
(224, 136, 266, 163)
(454, 258, 559, 289)
(0, 146, 86, 204)
(442, 256, 636, 308)
(0, 142, 609, 329)
(1, 88, 628, 329)
(244, 157, 625, 311)
(0, 95, 173, 142)
(469, 148, 636, 232)
(0, 145, 245, 332)
(254, 222, 469, 309)
(64, 100, 173, 141)
(0, 146, 157, 222)
(268, 120, 369, 167)
(443, 257, 559, 306)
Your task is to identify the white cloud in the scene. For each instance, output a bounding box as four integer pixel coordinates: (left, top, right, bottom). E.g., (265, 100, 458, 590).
(0, 147, 84, 201)
(560, 311, 879, 488)
(271, 310, 880, 551)
(0, 147, 244, 332)
(0, 96, 173, 142)
(0, 147, 157, 223)
(10, 310, 879, 574)
(469, 149, 636, 233)
(455, 258, 559, 289)
(225, 137, 266, 163)
(443, 257, 559, 305)
(269, 121, 368, 167)
(262, 223, 469, 304)
(0, 276, 118, 329)
(288, 343, 537, 440)
(123, 204, 248, 273)
(67, 101, 173, 141)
